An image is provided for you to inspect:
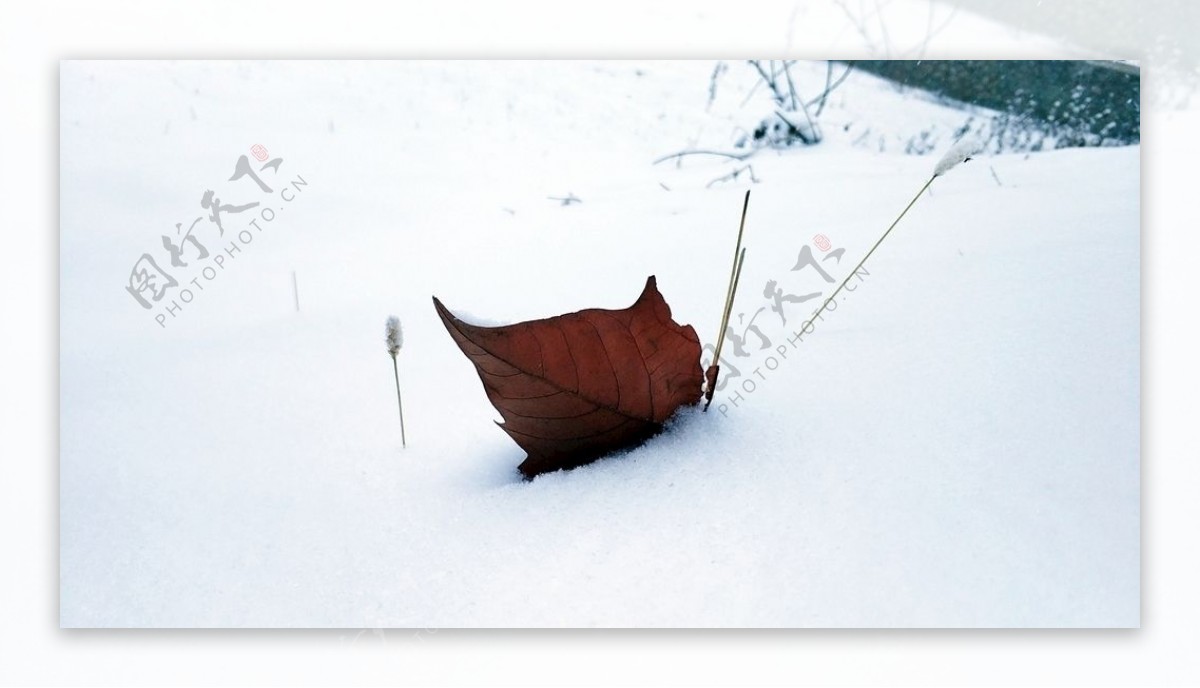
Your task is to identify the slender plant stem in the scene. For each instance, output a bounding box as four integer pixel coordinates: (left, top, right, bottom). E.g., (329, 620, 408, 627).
(809, 61, 855, 115)
(783, 61, 800, 111)
(392, 356, 407, 448)
(713, 247, 746, 367)
(291, 270, 300, 312)
(807, 175, 935, 328)
(712, 190, 751, 363)
(704, 192, 752, 411)
(705, 247, 746, 412)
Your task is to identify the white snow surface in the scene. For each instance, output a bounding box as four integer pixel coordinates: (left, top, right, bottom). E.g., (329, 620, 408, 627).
(60, 61, 1139, 628)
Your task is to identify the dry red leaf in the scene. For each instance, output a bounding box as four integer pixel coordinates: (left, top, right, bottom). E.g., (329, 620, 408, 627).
(433, 276, 704, 478)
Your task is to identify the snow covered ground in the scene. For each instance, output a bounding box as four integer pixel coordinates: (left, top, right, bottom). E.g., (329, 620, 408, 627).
(59, 61, 1139, 628)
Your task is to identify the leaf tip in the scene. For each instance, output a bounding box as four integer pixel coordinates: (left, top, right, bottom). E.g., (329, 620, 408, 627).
(431, 295, 454, 323)
(637, 274, 661, 304)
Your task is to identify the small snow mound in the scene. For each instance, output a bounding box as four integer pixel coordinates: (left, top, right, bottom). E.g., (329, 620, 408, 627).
(451, 308, 512, 327)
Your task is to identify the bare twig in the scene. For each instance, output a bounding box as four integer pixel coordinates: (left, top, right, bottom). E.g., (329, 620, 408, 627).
(794, 95, 821, 142)
(833, 0, 878, 53)
(705, 164, 760, 188)
(919, 0, 935, 60)
(749, 60, 789, 108)
(706, 61, 727, 111)
(739, 76, 766, 108)
(808, 61, 855, 116)
(750, 61, 821, 142)
(783, 61, 800, 111)
(740, 59, 799, 107)
(773, 111, 806, 144)
(820, 60, 833, 108)
(775, 108, 820, 145)
(653, 149, 755, 165)
(874, 0, 893, 57)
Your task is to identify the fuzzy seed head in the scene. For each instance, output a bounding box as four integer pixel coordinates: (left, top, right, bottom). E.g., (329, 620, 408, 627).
(933, 136, 984, 177)
(385, 316, 403, 357)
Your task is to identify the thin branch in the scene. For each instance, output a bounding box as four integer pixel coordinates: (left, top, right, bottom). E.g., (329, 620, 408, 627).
(706, 164, 759, 188)
(874, 0, 893, 57)
(776, 101, 821, 146)
(833, 0, 878, 53)
(808, 61, 855, 116)
(773, 111, 808, 145)
(820, 60, 834, 109)
(706, 61, 726, 111)
(653, 149, 754, 165)
(739, 76, 766, 108)
(794, 95, 821, 142)
(919, 0, 935, 60)
(749, 60, 789, 107)
(783, 60, 800, 111)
